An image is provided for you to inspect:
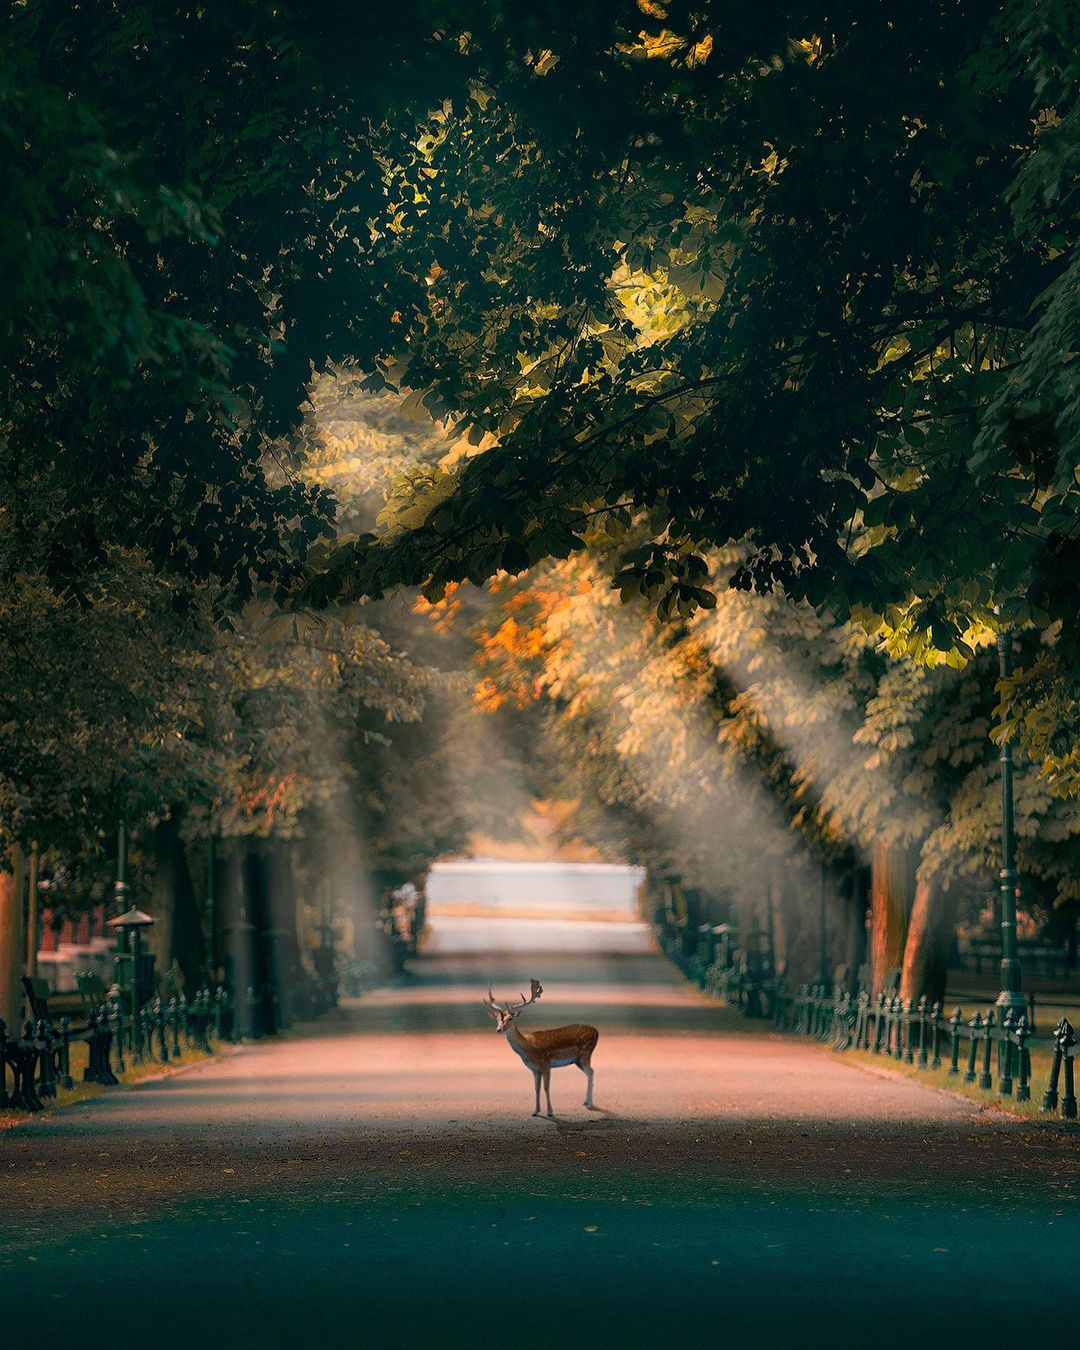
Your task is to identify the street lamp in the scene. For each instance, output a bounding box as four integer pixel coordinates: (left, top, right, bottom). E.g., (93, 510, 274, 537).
(107, 906, 155, 1023)
(995, 630, 1025, 1015)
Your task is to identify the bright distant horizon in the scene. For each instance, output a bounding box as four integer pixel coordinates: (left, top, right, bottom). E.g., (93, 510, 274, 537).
(434, 857, 645, 872)
(427, 857, 646, 923)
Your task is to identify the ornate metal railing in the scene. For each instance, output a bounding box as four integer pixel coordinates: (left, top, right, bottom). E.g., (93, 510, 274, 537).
(0, 987, 233, 1113)
(657, 913, 1078, 1122)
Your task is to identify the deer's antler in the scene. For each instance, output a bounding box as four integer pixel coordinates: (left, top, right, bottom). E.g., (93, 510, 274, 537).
(510, 979, 543, 1011)
(486, 980, 543, 1014)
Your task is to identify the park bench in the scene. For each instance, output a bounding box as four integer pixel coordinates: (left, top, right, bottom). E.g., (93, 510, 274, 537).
(0, 1018, 46, 1111)
(77, 972, 110, 1019)
(17, 975, 118, 1105)
(965, 937, 1071, 979)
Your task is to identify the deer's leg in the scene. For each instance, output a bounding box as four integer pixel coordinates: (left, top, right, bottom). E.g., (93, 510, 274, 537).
(580, 1061, 595, 1109)
(532, 1069, 542, 1116)
(542, 1067, 553, 1117)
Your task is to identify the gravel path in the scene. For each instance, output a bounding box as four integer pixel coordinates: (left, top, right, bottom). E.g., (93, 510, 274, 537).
(3, 915, 1077, 1349)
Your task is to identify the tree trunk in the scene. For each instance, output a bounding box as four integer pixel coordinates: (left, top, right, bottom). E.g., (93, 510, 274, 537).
(846, 866, 870, 977)
(149, 812, 207, 994)
(244, 848, 276, 1035)
(0, 845, 26, 1029)
(266, 843, 300, 1026)
(869, 840, 916, 996)
(220, 844, 255, 1030)
(24, 847, 39, 978)
(901, 876, 960, 1005)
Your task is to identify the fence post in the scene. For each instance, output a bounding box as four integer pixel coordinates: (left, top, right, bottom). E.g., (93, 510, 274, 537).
(83, 1008, 99, 1081)
(930, 1002, 942, 1069)
(1015, 1015, 1031, 1104)
(1062, 1019, 1077, 1120)
(948, 1008, 962, 1075)
(979, 1010, 995, 1091)
(59, 1015, 73, 1089)
(999, 1009, 1015, 1096)
(35, 1021, 56, 1100)
(901, 999, 913, 1064)
(151, 998, 165, 1066)
(832, 992, 852, 1050)
(113, 1001, 126, 1076)
(99, 1003, 119, 1085)
(873, 995, 886, 1054)
(1042, 1019, 1065, 1112)
(915, 996, 928, 1068)
(965, 1012, 981, 1083)
(21, 1022, 44, 1110)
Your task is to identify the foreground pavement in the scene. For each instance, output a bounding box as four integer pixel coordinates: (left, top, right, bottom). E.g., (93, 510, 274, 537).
(3, 914, 1078, 1349)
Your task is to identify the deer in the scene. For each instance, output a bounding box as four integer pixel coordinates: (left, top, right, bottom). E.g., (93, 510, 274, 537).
(484, 979, 599, 1118)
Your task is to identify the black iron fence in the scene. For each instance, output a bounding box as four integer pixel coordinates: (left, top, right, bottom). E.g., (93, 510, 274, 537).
(0, 988, 233, 1114)
(658, 914, 1078, 1122)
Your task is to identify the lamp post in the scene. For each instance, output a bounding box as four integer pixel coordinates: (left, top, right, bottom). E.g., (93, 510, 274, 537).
(107, 907, 156, 1031)
(114, 821, 128, 916)
(995, 631, 1025, 1015)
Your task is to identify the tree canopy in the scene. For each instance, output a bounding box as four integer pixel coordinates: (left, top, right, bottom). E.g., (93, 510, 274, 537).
(296, 2, 1078, 697)
(6, 2, 1077, 696)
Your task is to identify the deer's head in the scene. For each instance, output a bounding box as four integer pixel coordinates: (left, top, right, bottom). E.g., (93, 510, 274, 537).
(484, 979, 543, 1032)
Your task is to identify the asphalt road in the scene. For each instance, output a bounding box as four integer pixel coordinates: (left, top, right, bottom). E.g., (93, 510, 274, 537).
(3, 912, 1078, 1349)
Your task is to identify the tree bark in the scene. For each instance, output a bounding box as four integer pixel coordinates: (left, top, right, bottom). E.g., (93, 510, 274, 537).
(266, 843, 300, 1025)
(0, 845, 26, 1029)
(24, 847, 39, 978)
(219, 844, 254, 1027)
(869, 840, 916, 996)
(901, 876, 960, 1005)
(244, 848, 276, 1035)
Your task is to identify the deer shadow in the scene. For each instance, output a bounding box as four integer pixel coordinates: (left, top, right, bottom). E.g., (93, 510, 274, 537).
(547, 1109, 647, 1134)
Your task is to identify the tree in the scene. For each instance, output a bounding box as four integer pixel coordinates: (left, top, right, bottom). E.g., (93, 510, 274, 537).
(459, 545, 1080, 993)
(297, 2, 1078, 776)
(6, 2, 1076, 751)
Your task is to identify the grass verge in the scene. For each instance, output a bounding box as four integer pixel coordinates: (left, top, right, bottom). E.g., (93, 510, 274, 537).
(843, 1044, 1079, 1124)
(1, 1039, 229, 1130)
